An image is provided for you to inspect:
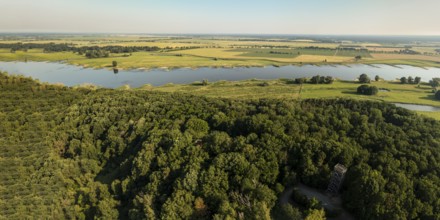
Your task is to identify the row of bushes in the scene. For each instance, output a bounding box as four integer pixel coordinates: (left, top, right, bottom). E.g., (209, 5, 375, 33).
(400, 76, 422, 84)
(292, 75, 334, 84)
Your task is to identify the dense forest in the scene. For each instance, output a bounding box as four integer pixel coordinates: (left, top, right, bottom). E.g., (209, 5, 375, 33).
(0, 72, 439, 219)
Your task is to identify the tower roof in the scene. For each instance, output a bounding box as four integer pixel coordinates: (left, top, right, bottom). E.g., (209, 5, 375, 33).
(334, 164, 347, 174)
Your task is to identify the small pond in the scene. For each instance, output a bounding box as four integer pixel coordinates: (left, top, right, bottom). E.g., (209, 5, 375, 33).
(393, 103, 440, 112)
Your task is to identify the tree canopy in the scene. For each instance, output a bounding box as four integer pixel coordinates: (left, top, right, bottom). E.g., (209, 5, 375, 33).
(357, 85, 378, 95)
(359, 74, 371, 83)
(1, 72, 439, 220)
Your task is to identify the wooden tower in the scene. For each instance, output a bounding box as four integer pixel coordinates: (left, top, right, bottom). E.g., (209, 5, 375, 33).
(326, 164, 347, 194)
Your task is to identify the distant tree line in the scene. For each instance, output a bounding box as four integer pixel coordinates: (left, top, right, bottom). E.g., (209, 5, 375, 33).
(0, 43, 161, 55)
(0, 43, 72, 52)
(337, 47, 369, 52)
(301, 46, 333, 50)
(399, 49, 420, 55)
(85, 50, 110, 58)
(269, 51, 291, 55)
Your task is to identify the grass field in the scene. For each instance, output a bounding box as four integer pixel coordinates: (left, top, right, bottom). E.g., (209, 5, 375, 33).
(0, 51, 83, 62)
(143, 79, 440, 119)
(70, 52, 276, 69)
(168, 48, 366, 64)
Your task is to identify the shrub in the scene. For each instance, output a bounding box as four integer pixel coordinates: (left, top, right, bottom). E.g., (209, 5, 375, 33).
(259, 81, 270, 87)
(324, 76, 334, 84)
(295, 78, 306, 84)
(310, 75, 320, 84)
(309, 75, 334, 84)
(202, 79, 209, 86)
(357, 85, 378, 95)
(436, 90, 440, 100)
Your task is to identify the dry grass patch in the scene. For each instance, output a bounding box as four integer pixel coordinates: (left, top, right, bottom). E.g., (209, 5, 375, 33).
(371, 53, 440, 62)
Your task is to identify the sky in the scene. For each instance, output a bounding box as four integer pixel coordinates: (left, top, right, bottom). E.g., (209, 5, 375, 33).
(1, 0, 439, 35)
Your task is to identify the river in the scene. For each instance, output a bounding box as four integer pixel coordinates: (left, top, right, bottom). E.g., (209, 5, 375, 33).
(0, 61, 439, 88)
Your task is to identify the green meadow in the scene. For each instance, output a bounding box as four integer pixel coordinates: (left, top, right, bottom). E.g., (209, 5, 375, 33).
(143, 79, 440, 119)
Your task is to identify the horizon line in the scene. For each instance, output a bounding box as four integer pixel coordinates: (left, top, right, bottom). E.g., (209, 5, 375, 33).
(1, 32, 440, 37)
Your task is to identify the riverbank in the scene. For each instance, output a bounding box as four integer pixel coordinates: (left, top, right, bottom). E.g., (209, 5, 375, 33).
(146, 79, 440, 120)
(1, 60, 439, 119)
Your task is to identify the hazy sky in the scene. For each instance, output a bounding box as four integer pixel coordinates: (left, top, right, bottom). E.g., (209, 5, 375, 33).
(1, 0, 439, 35)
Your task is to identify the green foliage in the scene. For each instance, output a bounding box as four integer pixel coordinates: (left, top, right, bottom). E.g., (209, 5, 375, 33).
(305, 209, 326, 220)
(272, 204, 302, 220)
(85, 49, 109, 58)
(430, 78, 440, 88)
(202, 79, 209, 86)
(359, 74, 371, 83)
(294, 77, 306, 84)
(357, 85, 378, 95)
(400, 76, 421, 85)
(436, 90, 440, 100)
(415, 76, 422, 84)
(309, 75, 334, 84)
(184, 117, 210, 139)
(1, 72, 440, 220)
(400, 77, 408, 84)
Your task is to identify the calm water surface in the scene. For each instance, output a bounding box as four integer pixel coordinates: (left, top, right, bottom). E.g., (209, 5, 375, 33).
(393, 103, 440, 112)
(0, 61, 439, 88)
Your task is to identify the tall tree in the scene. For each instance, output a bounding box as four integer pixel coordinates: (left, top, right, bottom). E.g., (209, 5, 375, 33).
(359, 74, 371, 83)
(400, 77, 408, 84)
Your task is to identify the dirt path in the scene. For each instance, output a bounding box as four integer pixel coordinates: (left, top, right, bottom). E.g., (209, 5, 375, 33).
(279, 184, 356, 220)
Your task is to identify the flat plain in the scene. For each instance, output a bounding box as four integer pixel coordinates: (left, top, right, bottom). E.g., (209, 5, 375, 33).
(1, 35, 440, 69)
